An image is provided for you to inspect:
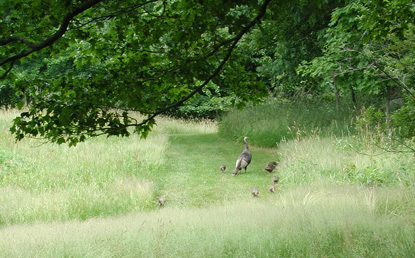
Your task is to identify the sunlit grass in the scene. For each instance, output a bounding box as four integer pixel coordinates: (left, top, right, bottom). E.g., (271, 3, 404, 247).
(0, 110, 169, 224)
(1, 108, 415, 257)
(153, 133, 277, 208)
(276, 135, 415, 187)
(0, 184, 413, 257)
(0, 111, 220, 225)
(154, 115, 217, 135)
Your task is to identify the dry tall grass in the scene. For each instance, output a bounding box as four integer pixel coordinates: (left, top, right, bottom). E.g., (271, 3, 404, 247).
(0, 184, 413, 257)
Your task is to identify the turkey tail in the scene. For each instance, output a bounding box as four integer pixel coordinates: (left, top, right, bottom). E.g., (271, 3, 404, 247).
(232, 159, 241, 176)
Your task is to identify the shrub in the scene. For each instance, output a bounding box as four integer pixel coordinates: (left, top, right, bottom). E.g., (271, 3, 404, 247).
(391, 98, 415, 139)
(353, 103, 415, 154)
(0, 84, 15, 109)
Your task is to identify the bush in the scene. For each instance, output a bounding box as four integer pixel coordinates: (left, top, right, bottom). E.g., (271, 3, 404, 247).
(0, 84, 16, 109)
(392, 98, 415, 139)
(352, 101, 415, 154)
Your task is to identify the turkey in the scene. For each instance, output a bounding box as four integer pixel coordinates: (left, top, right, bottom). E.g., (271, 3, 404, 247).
(157, 196, 166, 206)
(220, 164, 226, 172)
(251, 187, 259, 197)
(269, 185, 276, 193)
(264, 161, 278, 172)
(272, 176, 279, 184)
(232, 137, 252, 176)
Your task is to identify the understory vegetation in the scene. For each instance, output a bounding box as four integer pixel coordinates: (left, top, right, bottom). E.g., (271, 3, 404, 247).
(1, 105, 414, 257)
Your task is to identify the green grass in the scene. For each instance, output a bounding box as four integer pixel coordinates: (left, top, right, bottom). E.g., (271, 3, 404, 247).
(0, 108, 414, 257)
(0, 121, 168, 224)
(219, 99, 353, 148)
(154, 133, 277, 207)
(276, 135, 415, 187)
(0, 185, 414, 257)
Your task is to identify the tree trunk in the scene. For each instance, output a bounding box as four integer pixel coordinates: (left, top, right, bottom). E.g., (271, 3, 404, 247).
(333, 75, 340, 111)
(385, 86, 391, 133)
(349, 84, 357, 108)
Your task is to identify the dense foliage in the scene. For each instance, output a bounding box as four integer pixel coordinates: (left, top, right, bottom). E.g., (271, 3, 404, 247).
(299, 0, 415, 140)
(1, 0, 414, 145)
(1, 0, 272, 145)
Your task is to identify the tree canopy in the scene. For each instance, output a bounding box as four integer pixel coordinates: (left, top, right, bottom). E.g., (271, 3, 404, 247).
(1, 0, 274, 145)
(1, 0, 414, 145)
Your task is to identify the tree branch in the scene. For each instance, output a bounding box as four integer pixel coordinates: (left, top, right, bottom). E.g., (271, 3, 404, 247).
(0, 62, 14, 80)
(0, 36, 36, 48)
(136, 0, 272, 129)
(343, 47, 415, 100)
(371, 60, 415, 100)
(0, 0, 105, 68)
(74, 0, 160, 28)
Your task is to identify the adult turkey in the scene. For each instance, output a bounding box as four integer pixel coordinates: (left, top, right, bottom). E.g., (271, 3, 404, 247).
(232, 136, 252, 176)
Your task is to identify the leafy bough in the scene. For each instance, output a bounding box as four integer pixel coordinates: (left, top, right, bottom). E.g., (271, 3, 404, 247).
(2, 0, 272, 146)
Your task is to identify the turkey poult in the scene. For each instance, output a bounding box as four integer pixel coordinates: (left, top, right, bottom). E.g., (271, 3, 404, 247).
(157, 196, 166, 206)
(232, 137, 252, 176)
(220, 164, 226, 172)
(272, 176, 279, 184)
(269, 185, 276, 193)
(264, 161, 278, 172)
(251, 187, 259, 197)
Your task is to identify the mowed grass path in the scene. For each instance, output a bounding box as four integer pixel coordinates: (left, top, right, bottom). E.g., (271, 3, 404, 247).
(155, 134, 278, 207)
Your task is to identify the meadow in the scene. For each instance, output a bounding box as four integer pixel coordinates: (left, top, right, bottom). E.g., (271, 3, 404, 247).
(0, 107, 414, 257)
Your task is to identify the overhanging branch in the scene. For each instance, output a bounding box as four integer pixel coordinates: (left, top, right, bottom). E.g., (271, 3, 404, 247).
(344, 47, 415, 100)
(74, 0, 160, 28)
(0, 62, 14, 80)
(0, 0, 105, 68)
(0, 36, 36, 48)
(136, 0, 272, 128)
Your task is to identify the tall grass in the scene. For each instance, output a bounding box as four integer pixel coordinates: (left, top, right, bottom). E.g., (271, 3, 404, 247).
(0, 184, 414, 257)
(0, 111, 216, 225)
(276, 135, 415, 187)
(0, 133, 166, 225)
(153, 115, 217, 135)
(1, 108, 415, 257)
(219, 99, 353, 147)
